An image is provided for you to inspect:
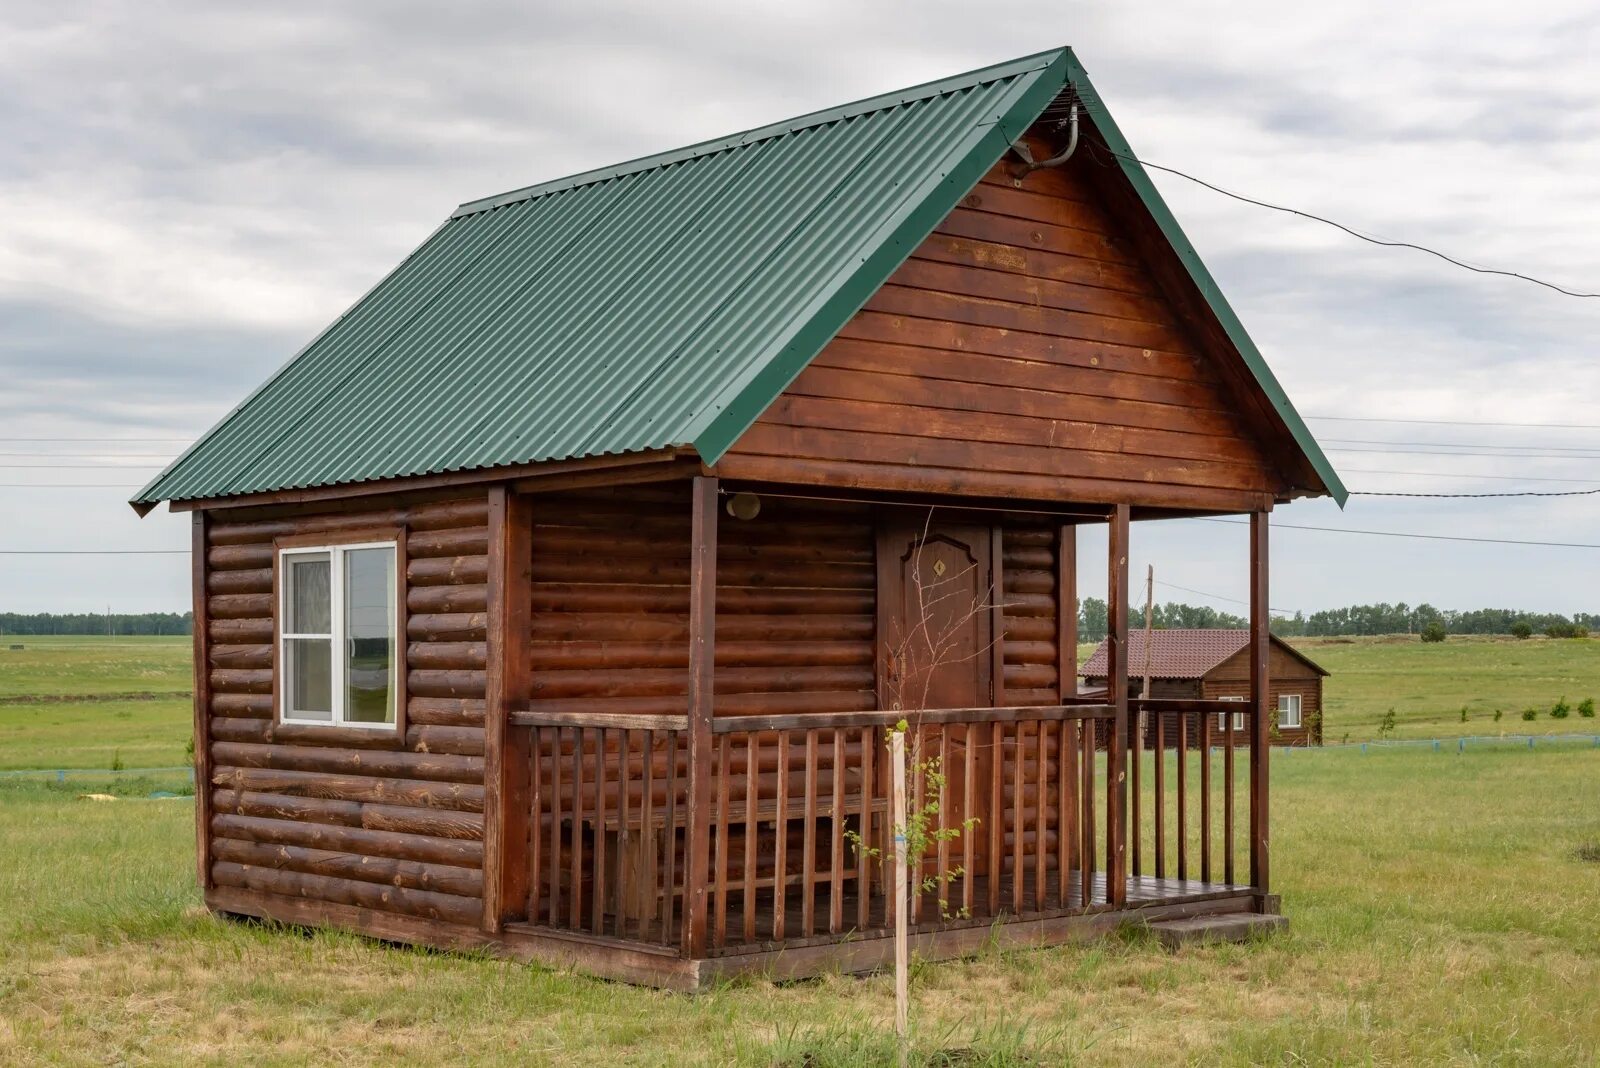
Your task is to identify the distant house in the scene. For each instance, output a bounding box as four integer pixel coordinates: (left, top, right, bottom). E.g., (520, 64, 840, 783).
(1082, 630, 1327, 746)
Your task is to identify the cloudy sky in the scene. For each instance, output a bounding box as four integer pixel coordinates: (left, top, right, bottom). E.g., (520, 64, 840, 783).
(4, 1, 1599, 618)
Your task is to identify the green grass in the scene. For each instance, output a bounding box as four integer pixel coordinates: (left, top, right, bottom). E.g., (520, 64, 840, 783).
(1, 746, 1596, 1064)
(0, 635, 191, 698)
(1295, 634, 1600, 742)
(0, 698, 193, 771)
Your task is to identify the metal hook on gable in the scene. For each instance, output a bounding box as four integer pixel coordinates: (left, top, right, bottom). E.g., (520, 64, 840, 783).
(1009, 102, 1079, 180)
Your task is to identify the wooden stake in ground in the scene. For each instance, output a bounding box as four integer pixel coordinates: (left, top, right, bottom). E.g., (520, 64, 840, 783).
(890, 728, 909, 1048)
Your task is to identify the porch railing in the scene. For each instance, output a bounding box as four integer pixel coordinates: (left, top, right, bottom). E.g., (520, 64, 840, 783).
(511, 703, 1121, 954)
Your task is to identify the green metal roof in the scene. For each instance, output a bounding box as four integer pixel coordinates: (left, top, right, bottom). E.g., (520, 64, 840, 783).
(134, 47, 1343, 508)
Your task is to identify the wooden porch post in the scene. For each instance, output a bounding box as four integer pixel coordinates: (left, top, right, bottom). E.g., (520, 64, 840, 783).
(191, 510, 213, 891)
(1106, 504, 1130, 906)
(683, 476, 719, 957)
(484, 485, 535, 931)
(1057, 524, 1077, 698)
(1249, 511, 1271, 894)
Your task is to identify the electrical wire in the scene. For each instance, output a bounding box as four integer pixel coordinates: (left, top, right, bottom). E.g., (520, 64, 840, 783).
(1335, 468, 1600, 485)
(1307, 415, 1600, 431)
(1153, 578, 1296, 616)
(1348, 487, 1600, 499)
(1090, 143, 1600, 299)
(1326, 446, 1600, 460)
(1322, 437, 1600, 453)
(0, 550, 188, 555)
(1197, 518, 1600, 550)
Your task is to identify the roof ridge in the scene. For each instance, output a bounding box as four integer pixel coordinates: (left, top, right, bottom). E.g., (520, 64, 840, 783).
(451, 47, 1067, 219)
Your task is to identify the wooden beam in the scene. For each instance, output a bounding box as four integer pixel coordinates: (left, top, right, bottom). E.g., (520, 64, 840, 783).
(990, 526, 1006, 707)
(192, 510, 214, 890)
(482, 486, 535, 931)
(683, 475, 719, 958)
(1249, 511, 1271, 894)
(1057, 524, 1077, 700)
(1105, 504, 1130, 906)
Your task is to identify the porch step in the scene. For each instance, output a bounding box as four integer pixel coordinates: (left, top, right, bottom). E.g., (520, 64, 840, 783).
(1144, 911, 1287, 949)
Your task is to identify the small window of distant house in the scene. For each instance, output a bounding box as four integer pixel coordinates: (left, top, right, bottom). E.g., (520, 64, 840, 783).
(278, 540, 399, 728)
(1278, 693, 1303, 730)
(1218, 696, 1246, 732)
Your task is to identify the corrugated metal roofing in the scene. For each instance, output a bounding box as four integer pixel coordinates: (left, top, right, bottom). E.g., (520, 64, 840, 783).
(1080, 630, 1330, 680)
(133, 46, 1344, 508)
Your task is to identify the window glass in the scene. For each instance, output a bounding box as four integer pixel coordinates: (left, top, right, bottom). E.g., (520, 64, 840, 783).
(344, 546, 396, 724)
(287, 554, 331, 634)
(1278, 693, 1302, 728)
(287, 637, 334, 720)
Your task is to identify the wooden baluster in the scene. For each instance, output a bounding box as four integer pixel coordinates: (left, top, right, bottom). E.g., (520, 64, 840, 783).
(830, 729, 845, 935)
(549, 727, 563, 926)
(858, 726, 874, 930)
(641, 728, 655, 941)
(1201, 709, 1213, 886)
(1056, 720, 1070, 906)
(1224, 711, 1236, 887)
(936, 727, 950, 920)
(593, 728, 608, 935)
(661, 731, 678, 944)
(714, 734, 730, 949)
(802, 729, 819, 937)
(617, 729, 631, 938)
(1011, 720, 1024, 914)
(1177, 709, 1188, 884)
(569, 728, 585, 929)
(988, 721, 1003, 916)
(529, 726, 543, 924)
(1034, 721, 1048, 911)
(1080, 715, 1095, 905)
(962, 723, 976, 917)
(744, 734, 759, 943)
(1154, 709, 1166, 880)
(773, 732, 789, 941)
(1131, 706, 1142, 880)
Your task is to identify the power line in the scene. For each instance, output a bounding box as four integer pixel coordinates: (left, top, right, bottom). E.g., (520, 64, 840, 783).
(1323, 437, 1600, 453)
(1095, 144, 1600, 299)
(0, 453, 175, 460)
(0, 550, 186, 557)
(1197, 518, 1600, 550)
(0, 484, 145, 489)
(1327, 446, 1600, 460)
(1336, 467, 1600, 485)
(1154, 578, 1296, 616)
(1307, 415, 1600, 431)
(1349, 486, 1600, 499)
(0, 464, 165, 469)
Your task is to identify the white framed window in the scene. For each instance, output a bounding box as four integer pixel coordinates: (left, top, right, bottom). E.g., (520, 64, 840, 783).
(1217, 695, 1246, 732)
(279, 541, 398, 729)
(1278, 693, 1303, 730)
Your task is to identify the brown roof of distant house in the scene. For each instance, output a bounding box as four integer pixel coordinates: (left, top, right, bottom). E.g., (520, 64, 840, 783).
(1079, 629, 1328, 680)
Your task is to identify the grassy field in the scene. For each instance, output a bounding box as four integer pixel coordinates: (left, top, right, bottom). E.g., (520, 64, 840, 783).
(0, 635, 190, 699)
(1, 744, 1596, 1065)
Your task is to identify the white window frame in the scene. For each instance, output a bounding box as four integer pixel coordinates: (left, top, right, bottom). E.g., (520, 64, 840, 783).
(278, 540, 399, 730)
(1218, 695, 1246, 732)
(1278, 693, 1303, 730)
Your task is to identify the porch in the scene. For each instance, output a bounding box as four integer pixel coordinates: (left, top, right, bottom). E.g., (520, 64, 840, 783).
(484, 479, 1277, 989)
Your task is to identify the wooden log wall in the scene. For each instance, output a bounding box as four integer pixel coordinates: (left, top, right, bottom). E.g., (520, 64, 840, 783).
(1000, 523, 1060, 707)
(204, 494, 490, 928)
(717, 146, 1285, 513)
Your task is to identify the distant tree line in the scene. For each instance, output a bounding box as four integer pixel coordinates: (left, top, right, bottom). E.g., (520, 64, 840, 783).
(0, 612, 193, 636)
(1076, 599, 1597, 643)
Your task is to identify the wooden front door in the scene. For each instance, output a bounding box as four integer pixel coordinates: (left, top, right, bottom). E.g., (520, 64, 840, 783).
(876, 517, 996, 875)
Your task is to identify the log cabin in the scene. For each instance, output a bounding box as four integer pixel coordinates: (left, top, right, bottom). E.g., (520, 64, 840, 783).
(1081, 630, 1329, 747)
(132, 47, 1346, 989)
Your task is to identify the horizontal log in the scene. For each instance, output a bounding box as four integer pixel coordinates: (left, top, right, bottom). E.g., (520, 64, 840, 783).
(210, 594, 272, 620)
(1003, 641, 1057, 666)
(1003, 592, 1055, 618)
(408, 669, 486, 699)
(527, 612, 875, 644)
(208, 568, 272, 595)
(212, 741, 482, 785)
(210, 767, 484, 811)
(406, 613, 487, 643)
(530, 668, 687, 700)
(407, 583, 488, 614)
(713, 705, 1114, 733)
(715, 689, 876, 716)
(212, 838, 483, 897)
(210, 862, 480, 925)
(1004, 663, 1059, 690)
(1002, 616, 1055, 642)
(408, 725, 484, 757)
(209, 543, 274, 570)
(407, 697, 485, 727)
(407, 555, 488, 587)
(406, 641, 487, 670)
(513, 709, 690, 731)
(212, 692, 273, 718)
(529, 642, 687, 672)
(213, 788, 483, 840)
(211, 813, 484, 868)
(1001, 546, 1053, 570)
(209, 643, 272, 669)
(1008, 688, 1064, 707)
(1004, 528, 1057, 548)
(1004, 569, 1054, 596)
(208, 718, 484, 757)
(209, 499, 488, 545)
(407, 527, 488, 559)
(211, 617, 274, 643)
(211, 668, 272, 694)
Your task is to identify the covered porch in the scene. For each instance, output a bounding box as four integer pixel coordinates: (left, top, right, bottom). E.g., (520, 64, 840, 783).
(487, 478, 1277, 989)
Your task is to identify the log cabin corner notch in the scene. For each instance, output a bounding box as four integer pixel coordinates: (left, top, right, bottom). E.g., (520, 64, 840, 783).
(133, 46, 1341, 989)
